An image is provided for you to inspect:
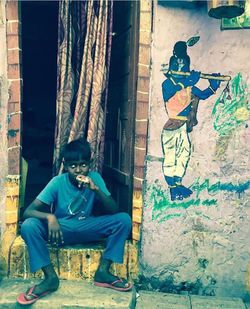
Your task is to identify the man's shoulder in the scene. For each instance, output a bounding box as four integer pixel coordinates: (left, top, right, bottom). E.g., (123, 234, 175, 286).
(48, 173, 68, 186)
(89, 171, 102, 179)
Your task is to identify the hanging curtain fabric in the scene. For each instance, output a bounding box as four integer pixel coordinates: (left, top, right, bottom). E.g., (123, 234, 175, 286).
(53, 0, 113, 175)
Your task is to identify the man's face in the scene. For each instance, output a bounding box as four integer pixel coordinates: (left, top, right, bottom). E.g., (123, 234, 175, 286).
(64, 160, 90, 186)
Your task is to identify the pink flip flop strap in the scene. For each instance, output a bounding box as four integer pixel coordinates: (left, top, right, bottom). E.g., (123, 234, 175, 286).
(111, 279, 123, 285)
(25, 286, 38, 300)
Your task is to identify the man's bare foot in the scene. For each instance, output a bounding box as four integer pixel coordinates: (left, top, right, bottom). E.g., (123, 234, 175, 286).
(94, 268, 118, 283)
(94, 268, 132, 290)
(24, 276, 59, 300)
(94, 258, 132, 290)
(25, 264, 59, 300)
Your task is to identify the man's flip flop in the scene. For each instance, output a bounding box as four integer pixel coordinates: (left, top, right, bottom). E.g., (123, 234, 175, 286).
(94, 278, 133, 292)
(17, 286, 54, 305)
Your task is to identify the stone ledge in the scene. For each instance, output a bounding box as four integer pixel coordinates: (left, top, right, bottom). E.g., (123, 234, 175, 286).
(136, 291, 246, 309)
(190, 294, 246, 309)
(8, 236, 138, 281)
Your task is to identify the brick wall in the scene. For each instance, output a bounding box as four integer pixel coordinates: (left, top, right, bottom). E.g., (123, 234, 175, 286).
(0, 0, 8, 246)
(1, 0, 22, 261)
(132, 0, 152, 242)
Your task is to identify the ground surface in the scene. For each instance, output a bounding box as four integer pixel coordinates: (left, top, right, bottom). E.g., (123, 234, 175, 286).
(0, 279, 248, 309)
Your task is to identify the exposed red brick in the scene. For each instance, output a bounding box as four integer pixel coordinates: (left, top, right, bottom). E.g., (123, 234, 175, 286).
(8, 147, 21, 175)
(139, 30, 151, 45)
(7, 49, 21, 65)
(7, 21, 21, 35)
(8, 64, 21, 79)
(8, 79, 22, 102)
(138, 63, 150, 78)
(138, 44, 151, 65)
(8, 129, 21, 148)
(134, 166, 145, 179)
(6, 1, 19, 21)
(136, 101, 149, 120)
(8, 113, 21, 130)
(7, 34, 20, 49)
(133, 178, 143, 191)
(137, 91, 149, 102)
(134, 147, 146, 167)
(137, 76, 150, 93)
(135, 134, 147, 149)
(8, 102, 20, 113)
(135, 120, 148, 136)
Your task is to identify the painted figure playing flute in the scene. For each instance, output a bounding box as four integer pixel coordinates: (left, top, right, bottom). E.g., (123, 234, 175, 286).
(161, 37, 225, 201)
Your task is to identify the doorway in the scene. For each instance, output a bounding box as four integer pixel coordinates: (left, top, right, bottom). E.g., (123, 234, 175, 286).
(21, 1, 59, 210)
(21, 1, 138, 218)
(103, 1, 139, 216)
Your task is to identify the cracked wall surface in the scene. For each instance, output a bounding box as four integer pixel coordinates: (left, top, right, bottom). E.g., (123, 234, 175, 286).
(140, 2, 250, 298)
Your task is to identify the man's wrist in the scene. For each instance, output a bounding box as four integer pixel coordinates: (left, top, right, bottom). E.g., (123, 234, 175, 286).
(93, 186, 100, 193)
(46, 213, 55, 221)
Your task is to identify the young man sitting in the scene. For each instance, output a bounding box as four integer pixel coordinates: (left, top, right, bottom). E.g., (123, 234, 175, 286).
(17, 138, 133, 305)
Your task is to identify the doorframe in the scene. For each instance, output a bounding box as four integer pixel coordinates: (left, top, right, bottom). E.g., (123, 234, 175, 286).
(2, 0, 23, 257)
(131, 1, 152, 242)
(3, 0, 154, 246)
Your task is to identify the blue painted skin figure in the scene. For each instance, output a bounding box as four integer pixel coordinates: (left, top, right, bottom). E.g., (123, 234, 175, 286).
(161, 40, 221, 201)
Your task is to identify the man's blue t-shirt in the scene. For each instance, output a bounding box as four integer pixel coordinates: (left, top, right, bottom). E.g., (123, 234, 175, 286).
(36, 171, 110, 219)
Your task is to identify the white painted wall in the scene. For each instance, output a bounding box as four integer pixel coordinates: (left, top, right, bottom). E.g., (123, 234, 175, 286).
(141, 2, 250, 298)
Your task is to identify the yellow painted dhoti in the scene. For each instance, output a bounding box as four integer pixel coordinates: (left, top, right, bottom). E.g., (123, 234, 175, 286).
(161, 123, 191, 178)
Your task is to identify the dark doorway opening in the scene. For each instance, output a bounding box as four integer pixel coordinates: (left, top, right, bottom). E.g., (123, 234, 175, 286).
(103, 1, 139, 217)
(21, 1, 138, 221)
(21, 1, 59, 210)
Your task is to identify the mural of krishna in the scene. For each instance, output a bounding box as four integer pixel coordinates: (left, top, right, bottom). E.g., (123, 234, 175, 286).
(161, 36, 231, 201)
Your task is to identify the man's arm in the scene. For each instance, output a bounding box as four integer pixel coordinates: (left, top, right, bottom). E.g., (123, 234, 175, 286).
(23, 199, 52, 220)
(86, 177, 118, 214)
(23, 199, 64, 245)
(93, 188, 118, 214)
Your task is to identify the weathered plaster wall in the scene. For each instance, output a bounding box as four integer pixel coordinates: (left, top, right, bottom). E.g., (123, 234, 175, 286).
(140, 2, 250, 298)
(0, 0, 8, 239)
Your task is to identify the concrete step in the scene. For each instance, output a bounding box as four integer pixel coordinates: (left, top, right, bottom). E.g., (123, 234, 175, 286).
(0, 278, 136, 308)
(136, 291, 246, 309)
(1, 279, 248, 309)
(9, 236, 138, 281)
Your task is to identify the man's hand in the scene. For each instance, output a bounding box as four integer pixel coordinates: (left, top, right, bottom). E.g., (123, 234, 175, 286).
(88, 178, 99, 191)
(76, 175, 99, 192)
(47, 214, 64, 245)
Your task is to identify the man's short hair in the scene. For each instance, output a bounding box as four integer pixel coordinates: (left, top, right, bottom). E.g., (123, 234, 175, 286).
(63, 138, 91, 162)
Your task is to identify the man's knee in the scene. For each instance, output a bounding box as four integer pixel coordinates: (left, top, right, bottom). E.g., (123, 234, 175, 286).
(21, 218, 41, 238)
(114, 212, 132, 230)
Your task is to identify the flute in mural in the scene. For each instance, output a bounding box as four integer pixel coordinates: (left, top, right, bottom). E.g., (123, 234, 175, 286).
(160, 35, 230, 201)
(161, 67, 231, 81)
